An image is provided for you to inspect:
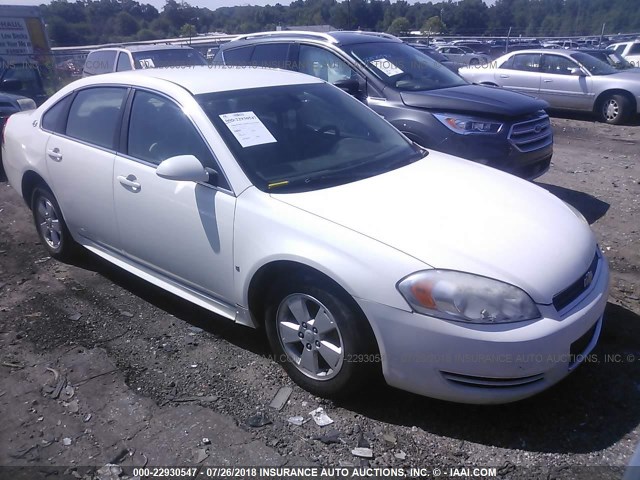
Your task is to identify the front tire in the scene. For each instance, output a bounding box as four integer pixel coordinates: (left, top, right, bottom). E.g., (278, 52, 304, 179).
(600, 93, 630, 125)
(265, 276, 378, 398)
(31, 186, 79, 261)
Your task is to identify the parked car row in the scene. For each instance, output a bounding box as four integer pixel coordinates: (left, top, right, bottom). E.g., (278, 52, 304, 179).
(459, 49, 640, 125)
(0, 30, 613, 405)
(212, 30, 553, 180)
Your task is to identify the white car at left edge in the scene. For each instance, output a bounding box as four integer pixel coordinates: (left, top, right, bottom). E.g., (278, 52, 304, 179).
(1, 66, 609, 404)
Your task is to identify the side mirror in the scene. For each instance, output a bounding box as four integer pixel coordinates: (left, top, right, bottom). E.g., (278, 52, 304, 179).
(1, 79, 22, 92)
(333, 78, 360, 96)
(156, 155, 209, 183)
(570, 67, 585, 76)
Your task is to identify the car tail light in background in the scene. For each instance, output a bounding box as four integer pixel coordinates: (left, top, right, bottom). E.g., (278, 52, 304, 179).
(1, 114, 11, 145)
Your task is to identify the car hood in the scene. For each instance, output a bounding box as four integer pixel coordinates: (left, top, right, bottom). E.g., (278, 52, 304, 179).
(400, 84, 548, 117)
(605, 70, 640, 81)
(271, 153, 596, 305)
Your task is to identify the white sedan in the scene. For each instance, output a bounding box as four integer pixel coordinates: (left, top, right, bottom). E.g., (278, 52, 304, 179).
(1, 66, 609, 404)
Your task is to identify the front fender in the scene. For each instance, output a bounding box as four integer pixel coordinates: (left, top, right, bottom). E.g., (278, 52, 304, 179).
(232, 187, 427, 312)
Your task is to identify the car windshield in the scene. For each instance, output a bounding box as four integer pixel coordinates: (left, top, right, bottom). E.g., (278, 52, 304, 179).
(348, 42, 466, 91)
(197, 83, 424, 193)
(131, 49, 206, 68)
(570, 52, 618, 75)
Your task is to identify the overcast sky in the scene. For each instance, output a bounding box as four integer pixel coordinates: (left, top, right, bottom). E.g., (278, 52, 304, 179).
(9, 0, 497, 11)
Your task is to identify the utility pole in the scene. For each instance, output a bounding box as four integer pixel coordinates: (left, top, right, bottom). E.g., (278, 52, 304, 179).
(506, 26, 511, 54)
(599, 23, 606, 47)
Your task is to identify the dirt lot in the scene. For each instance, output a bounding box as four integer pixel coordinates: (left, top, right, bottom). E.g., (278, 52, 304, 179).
(0, 115, 639, 480)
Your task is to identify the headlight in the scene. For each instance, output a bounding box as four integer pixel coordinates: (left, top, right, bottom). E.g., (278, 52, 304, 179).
(397, 270, 540, 324)
(16, 98, 37, 111)
(433, 113, 503, 135)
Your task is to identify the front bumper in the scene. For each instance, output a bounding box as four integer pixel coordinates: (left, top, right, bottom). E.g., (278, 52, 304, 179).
(357, 255, 609, 404)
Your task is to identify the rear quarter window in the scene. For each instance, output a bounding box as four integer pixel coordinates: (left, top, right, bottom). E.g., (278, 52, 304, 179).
(41, 94, 73, 134)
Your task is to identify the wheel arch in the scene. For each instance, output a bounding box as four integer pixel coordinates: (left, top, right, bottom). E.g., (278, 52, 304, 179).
(247, 260, 380, 353)
(21, 170, 49, 208)
(594, 89, 637, 114)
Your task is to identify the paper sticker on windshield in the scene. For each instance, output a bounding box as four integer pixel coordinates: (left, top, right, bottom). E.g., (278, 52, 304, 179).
(370, 58, 404, 76)
(138, 58, 155, 69)
(219, 111, 277, 148)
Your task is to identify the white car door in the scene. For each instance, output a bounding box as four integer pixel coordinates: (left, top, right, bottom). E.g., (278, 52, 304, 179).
(44, 86, 127, 248)
(113, 89, 236, 300)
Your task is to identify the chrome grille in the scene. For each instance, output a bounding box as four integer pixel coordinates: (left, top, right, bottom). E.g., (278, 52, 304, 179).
(508, 114, 553, 153)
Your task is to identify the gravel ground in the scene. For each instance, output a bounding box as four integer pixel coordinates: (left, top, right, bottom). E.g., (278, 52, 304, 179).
(0, 114, 639, 480)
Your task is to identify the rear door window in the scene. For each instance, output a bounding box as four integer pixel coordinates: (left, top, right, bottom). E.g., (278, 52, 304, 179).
(66, 87, 127, 149)
(508, 54, 541, 72)
(251, 43, 290, 68)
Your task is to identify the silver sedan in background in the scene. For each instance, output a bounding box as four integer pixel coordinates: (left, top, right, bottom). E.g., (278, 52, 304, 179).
(459, 49, 640, 124)
(436, 45, 490, 66)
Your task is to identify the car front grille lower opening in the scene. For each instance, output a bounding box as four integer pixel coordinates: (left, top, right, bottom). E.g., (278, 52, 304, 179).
(440, 371, 545, 389)
(553, 251, 599, 313)
(508, 115, 553, 153)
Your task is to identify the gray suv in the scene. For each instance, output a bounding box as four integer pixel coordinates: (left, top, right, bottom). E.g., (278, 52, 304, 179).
(214, 31, 554, 180)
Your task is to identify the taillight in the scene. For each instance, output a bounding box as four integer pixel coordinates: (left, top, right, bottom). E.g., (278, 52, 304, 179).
(1, 114, 11, 145)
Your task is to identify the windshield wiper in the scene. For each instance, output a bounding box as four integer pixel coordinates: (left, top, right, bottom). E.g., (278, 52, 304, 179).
(268, 169, 371, 191)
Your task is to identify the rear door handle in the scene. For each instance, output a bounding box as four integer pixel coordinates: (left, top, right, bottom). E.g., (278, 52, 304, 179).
(499, 74, 510, 78)
(47, 148, 62, 161)
(543, 79, 553, 83)
(117, 175, 141, 191)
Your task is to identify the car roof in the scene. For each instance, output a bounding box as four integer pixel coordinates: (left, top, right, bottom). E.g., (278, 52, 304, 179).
(503, 49, 578, 55)
(75, 65, 323, 95)
(94, 44, 197, 53)
(578, 48, 615, 54)
(226, 30, 402, 47)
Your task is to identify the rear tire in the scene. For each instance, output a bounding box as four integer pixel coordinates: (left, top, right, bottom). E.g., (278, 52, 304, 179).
(31, 186, 79, 261)
(264, 275, 379, 399)
(599, 93, 630, 125)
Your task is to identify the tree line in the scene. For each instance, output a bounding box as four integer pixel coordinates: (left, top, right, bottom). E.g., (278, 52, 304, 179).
(41, 0, 640, 47)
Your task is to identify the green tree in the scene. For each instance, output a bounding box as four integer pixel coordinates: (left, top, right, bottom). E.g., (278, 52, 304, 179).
(421, 16, 446, 34)
(115, 11, 139, 37)
(387, 17, 411, 36)
(179, 23, 197, 38)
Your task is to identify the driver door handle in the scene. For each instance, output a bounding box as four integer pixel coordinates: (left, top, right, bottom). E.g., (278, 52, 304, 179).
(117, 175, 141, 191)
